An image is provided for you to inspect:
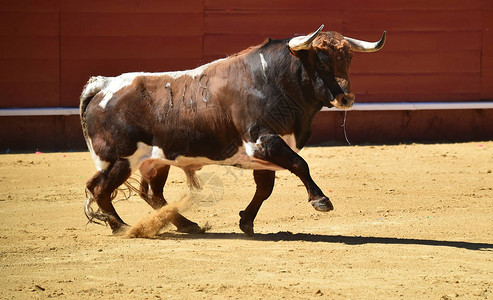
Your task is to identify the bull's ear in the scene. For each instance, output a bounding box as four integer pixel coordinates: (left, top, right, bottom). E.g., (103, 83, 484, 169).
(288, 24, 324, 52)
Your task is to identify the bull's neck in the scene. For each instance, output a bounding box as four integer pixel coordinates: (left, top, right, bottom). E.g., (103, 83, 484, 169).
(248, 40, 323, 148)
(281, 47, 324, 114)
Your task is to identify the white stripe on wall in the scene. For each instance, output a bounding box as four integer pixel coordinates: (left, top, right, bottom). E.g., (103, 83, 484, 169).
(0, 108, 80, 116)
(0, 102, 492, 116)
(321, 102, 493, 111)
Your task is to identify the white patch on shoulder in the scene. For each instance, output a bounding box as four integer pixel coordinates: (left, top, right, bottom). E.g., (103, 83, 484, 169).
(259, 53, 268, 81)
(86, 137, 110, 171)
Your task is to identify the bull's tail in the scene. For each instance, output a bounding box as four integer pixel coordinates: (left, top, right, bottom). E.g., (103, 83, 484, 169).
(79, 76, 107, 141)
(184, 168, 202, 190)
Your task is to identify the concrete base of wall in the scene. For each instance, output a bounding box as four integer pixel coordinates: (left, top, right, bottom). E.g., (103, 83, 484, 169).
(310, 109, 493, 145)
(0, 115, 86, 152)
(1, 109, 492, 152)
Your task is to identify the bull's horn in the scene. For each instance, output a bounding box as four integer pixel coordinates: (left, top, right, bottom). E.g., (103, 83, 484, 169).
(288, 24, 324, 51)
(344, 31, 386, 52)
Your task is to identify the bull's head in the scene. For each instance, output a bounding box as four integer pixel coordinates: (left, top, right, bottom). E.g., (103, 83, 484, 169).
(288, 25, 386, 109)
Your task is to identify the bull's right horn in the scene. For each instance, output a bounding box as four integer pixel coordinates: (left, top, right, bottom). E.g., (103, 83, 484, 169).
(344, 31, 386, 52)
(288, 24, 324, 51)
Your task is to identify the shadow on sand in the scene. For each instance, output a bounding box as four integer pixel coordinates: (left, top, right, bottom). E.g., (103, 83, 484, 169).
(156, 231, 493, 251)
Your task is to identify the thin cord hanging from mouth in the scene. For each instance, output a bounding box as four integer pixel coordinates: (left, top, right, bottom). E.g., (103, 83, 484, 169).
(341, 110, 352, 146)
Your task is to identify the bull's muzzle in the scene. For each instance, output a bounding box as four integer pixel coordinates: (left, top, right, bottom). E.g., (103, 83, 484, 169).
(330, 93, 355, 110)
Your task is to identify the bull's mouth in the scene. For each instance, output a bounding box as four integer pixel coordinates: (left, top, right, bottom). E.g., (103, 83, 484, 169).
(330, 100, 353, 110)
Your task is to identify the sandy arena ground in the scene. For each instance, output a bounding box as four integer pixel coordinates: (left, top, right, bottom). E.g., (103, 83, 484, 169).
(0, 142, 492, 299)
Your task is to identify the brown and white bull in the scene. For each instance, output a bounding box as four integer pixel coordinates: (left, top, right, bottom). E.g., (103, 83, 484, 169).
(80, 25, 385, 235)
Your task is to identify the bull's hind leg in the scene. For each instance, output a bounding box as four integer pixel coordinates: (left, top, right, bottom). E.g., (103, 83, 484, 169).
(138, 164, 171, 209)
(239, 170, 276, 235)
(86, 159, 131, 234)
(139, 164, 203, 234)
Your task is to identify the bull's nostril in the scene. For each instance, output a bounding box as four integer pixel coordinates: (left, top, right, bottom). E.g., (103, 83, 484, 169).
(341, 98, 348, 105)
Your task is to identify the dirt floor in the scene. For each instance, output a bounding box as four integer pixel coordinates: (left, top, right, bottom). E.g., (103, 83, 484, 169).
(0, 141, 492, 299)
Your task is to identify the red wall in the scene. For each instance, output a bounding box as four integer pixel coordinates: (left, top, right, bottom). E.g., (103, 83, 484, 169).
(1, 1, 492, 150)
(1, 0, 492, 108)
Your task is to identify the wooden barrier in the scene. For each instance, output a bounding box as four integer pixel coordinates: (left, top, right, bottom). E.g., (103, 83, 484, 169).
(0, 0, 491, 150)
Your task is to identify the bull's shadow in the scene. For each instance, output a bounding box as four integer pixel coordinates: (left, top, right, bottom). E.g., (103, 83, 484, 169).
(156, 231, 493, 251)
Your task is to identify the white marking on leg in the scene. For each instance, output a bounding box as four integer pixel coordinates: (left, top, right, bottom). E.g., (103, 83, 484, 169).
(244, 135, 299, 157)
(243, 139, 261, 157)
(151, 146, 165, 159)
(236, 134, 300, 170)
(86, 137, 110, 171)
(259, 53, 268, 81)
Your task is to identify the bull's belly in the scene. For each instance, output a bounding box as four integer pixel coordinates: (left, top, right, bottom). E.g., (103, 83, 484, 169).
(125, 133, 300, 173)
(126, 141, 285, 173)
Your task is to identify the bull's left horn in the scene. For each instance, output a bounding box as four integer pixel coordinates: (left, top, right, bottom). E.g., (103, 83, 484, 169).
(288, 24, 324, 51)
(344, 31, 386, 52)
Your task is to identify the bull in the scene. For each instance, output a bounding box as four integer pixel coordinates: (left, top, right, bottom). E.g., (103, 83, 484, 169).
(80, 25, 386, 235)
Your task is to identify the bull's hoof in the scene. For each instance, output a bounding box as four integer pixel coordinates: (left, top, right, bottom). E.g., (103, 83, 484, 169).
(171, 214, 204, 234)
(111, 224, 130, 236)
(176, 223, 205, 234)
(239, 221, 254, 236)
(310, 197, 334, 212)
(239, 211, 255, 235)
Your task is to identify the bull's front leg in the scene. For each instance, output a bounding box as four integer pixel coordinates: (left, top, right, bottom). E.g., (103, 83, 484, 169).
(252, 134, 334, 212)
(239, 169, 276, 235)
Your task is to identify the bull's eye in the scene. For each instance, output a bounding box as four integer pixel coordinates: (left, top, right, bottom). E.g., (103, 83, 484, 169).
(319, 61, 332, 73)
(317, 52, 333, 72)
